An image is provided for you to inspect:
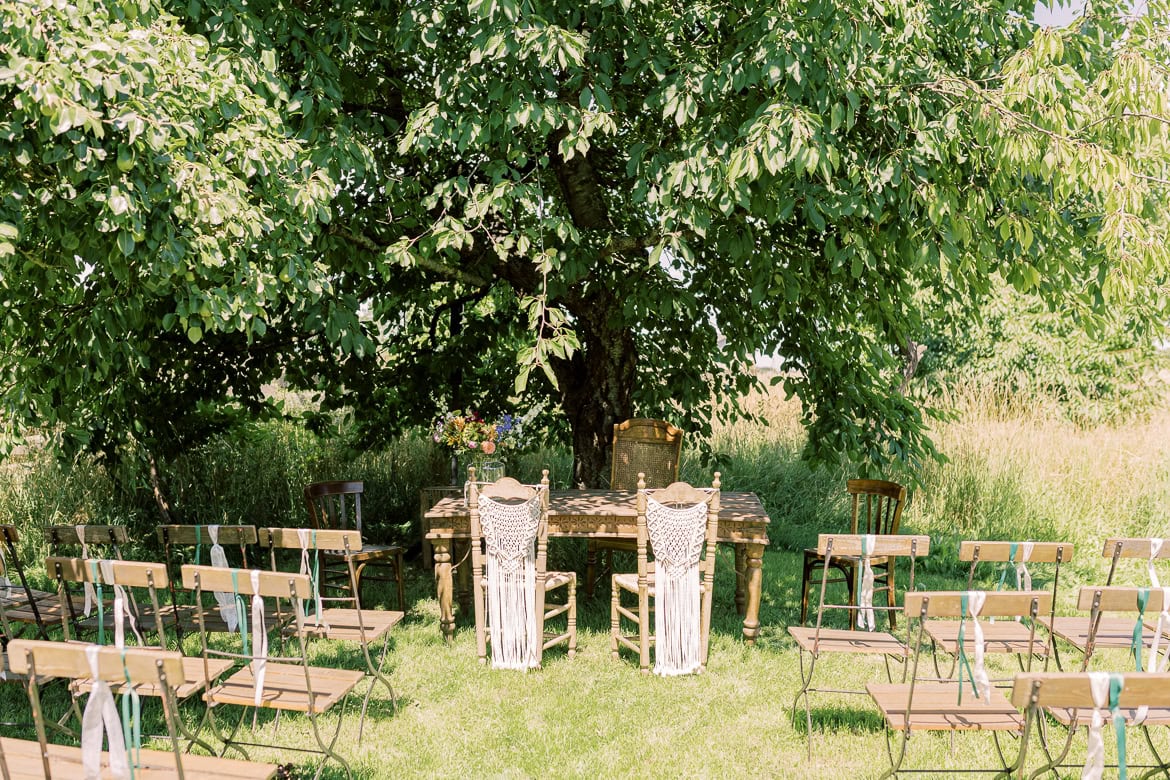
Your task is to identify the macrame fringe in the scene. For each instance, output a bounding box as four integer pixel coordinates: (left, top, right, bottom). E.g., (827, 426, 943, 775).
(654, 567, 701, 676)
(486, 558, 539, 670)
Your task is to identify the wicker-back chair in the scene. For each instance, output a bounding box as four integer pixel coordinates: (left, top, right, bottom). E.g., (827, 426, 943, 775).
(585, 419, 683, 597)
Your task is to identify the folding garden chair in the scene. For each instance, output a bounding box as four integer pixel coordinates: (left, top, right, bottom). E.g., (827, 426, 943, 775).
(5, 639, 279, 779)
(866, 590, 1052, 778)
(182, 564, 365, 779)
(470, 470, 577, 669)
(157, 525, 276, 641)
(45, 524, 129, 559)
(610, 474, 718, 675)
(1040, 538, 1170, 668)
(1012, 671, 1170, 780)
(258, 527, 402, 735)
(46, 557, 233, 704)
(925, 541, 1072, 674)
(0, 524, 54, 637)
(789, 533, 930, 753)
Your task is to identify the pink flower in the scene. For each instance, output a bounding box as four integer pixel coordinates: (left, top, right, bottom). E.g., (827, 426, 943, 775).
(481, 441, 496, 455)
(467, 442, 478, 449)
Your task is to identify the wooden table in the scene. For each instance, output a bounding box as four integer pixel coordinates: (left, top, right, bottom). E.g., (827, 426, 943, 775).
(423, 490, 771, 644)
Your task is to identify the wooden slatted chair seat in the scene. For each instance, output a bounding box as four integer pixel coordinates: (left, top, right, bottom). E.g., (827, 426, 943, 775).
(285, 608, 401, 641)
(1038, 614, 1170, 649)
(926, 621, 1054, 655)
(71, 657, 236, 700)
(205, 662, 364, 714)
(0, 735, 277, 779)
(867, 681, 1025, 732)
(788, 625, 910, 656)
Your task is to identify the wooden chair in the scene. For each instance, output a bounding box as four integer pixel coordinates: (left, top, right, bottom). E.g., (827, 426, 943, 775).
(157, 525, 275, 641)
(45, 557, 233, 705)
(610, 474, 720, 675)
(1039, 538, 1170, 668)
(45, 524, 129, 559)
(304, 481, 406, 612)
(1012, 671, 1170, 779)
(5, 639, 278, 779)
(867, 590, 1051, 777)
(0, 524, 52, 638)
(585, 418, 683, 598)
(258, 527, 402, 735)
(182, 564, 365, 778)
(469, 470, 576, 669)
(925, 541, 1072, 674)
(799, 479, 908, 630)
(789, 533, 930, 753)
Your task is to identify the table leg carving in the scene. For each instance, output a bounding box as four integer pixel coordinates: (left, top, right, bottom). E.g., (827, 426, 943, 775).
(735, 543, 747, 617)
(433, 539, 454, 641)
(742, 542, 764, 645)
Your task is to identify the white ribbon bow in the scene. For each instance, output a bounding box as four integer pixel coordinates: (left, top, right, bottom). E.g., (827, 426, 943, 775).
(296, 529, 326, 628)
(966, 591, 991, 703)
(0, 544, 12, 603)
(249, 570, 268, 708)
(1146, 586, 1170, 673)
(1015, 542, 1034, 591)
(81, 645, 129, 780)
(77, 526, 97, 618)
(857, 535, 876, 630)
(208, 526, 239, 633)
(1083, 672, 1111, 780)
(97, 561, 142, 649)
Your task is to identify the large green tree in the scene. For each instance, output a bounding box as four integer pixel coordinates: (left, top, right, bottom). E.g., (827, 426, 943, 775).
(1, 0, 1168, 491)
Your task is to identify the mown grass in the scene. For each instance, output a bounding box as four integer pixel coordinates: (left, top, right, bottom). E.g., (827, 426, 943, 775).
(1, 385, 1169, 777)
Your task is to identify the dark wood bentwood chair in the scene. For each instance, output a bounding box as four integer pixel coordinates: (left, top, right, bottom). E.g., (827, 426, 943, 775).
(304, 481, 407, 611)
(799, 479, 908, 630)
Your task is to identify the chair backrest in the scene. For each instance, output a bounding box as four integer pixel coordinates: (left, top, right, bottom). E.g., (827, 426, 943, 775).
(905, 590, 1054, 619)
(304, 481, 366, 533)
(1099, 538, 1170, 585)
(1011, 671, 1170, 709)
(156, 525, 258, 637)
(611, 418, 683, 490)
(468, 474, 550, 562)
(46, 526, 130, 573)
(847, 479, 907, 535)
(808, 534, 930, 635)
(638, 475, 721, 571)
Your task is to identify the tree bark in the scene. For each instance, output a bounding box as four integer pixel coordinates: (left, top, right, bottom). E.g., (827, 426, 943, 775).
(552, 292, 637, 487)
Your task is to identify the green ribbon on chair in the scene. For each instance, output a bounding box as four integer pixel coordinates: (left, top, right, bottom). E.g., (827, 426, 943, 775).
(119, 651, 141, 779)
(1111, 674, 1127, 780)
(995, 542, 1019, 592)
(88, 559, 105, 646)
(230, 569, 249, 656)
(1133, 589, 1150, 671)
(194, 525, 202, 566)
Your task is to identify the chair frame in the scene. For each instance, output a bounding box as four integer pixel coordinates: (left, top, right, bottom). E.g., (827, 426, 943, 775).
(304, 481, 407, 612)
(800, 479, 908, 630)
(585, 418, 683, 598)
(182, 564, 363, 780)
(790, 533, 930, 755)
(869, 590, 1052, 778)
(468, 469, 577, 668)
(0, 524, 51, 638)
(610, 473, 720, 675)
(258, 527, 401, 736)
(157, 525, 262, 643)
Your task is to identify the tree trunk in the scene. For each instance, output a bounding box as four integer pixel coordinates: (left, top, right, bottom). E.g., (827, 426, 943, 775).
(553, 294, 637, 488)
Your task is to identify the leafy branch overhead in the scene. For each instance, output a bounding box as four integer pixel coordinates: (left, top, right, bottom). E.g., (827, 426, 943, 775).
(0, 0, 1166, 487)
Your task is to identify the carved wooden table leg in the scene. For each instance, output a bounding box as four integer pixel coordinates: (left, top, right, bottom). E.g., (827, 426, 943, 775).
(455, 540, 472, 614)
(742, 542, 764, 645)
(735, 543, 747, 617)
(433, 538, 455, 641)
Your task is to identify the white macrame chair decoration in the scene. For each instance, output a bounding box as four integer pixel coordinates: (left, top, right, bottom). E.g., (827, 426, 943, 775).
(469, 470, 574, 670)
(612, 473, 721, 676)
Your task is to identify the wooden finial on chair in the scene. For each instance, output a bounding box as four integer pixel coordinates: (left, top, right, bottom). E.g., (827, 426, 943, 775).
(468, 465, 477, 483)
(541, 469, 550, 488)
(637, 472, 646, 491)
(712, 472, 721, 490)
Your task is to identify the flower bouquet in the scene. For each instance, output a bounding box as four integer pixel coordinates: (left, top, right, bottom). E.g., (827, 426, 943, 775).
(432, 410, 525, 483)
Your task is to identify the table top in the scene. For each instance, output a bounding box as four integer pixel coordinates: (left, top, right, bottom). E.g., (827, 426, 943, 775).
(424, 490, 770, 544)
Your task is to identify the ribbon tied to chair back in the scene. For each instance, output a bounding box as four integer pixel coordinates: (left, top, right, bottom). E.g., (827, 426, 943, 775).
(77, 525, 98, 618)
(296, 529, 326, 627)
(956, 591, 991, 704)
(1084, 672, 1127, 780)
(91, 560, 142, 649)
(81, 645, 130, 780)
(857, 534, 877, 630)
(207, 525, 240, 633)
(478, 490, 544, 670)
(644, 493, 712, 676)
